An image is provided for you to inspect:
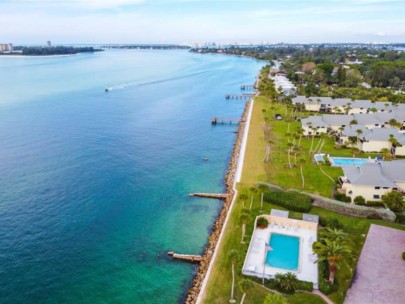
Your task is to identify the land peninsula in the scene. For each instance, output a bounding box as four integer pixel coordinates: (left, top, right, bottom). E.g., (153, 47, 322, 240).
(0, 46, 103, 56)
(189, 45, 405, 304)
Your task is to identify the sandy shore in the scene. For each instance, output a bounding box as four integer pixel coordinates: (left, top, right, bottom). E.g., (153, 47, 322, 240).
(185, 98, 255, 304)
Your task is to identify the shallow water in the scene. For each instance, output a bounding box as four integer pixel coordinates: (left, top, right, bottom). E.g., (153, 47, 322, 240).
(0, 49, 264, 303)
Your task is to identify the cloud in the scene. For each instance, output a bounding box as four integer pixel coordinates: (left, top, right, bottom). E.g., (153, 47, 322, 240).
(3, 0, 145, 9)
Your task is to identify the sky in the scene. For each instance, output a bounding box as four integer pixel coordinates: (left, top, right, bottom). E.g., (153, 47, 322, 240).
(0, 0, 404, 44)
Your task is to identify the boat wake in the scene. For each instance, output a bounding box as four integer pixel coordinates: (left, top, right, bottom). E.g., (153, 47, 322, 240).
(105, 68, 221, 92)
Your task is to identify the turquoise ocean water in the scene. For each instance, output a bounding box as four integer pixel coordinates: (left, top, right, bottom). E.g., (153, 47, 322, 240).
(0, 50, 264, 303)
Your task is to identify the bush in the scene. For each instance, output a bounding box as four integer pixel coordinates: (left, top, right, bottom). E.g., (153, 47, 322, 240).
(360, 201, 385, 207)
(334, 192, 351, 203)
(319, 216, 343, 229)
(402, 252, 405, 261)
(263, 190, 312, 212)
(296, 280, 313, 292)
(395, 213, 405, 224)
(319, 280, 338, 295)
(382, 191, 405, 212)
(257, 217, 269, 228)
(354, 196, 366, 205)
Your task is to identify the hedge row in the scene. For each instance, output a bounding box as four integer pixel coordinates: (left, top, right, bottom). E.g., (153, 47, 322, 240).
(263, 190, 312, 212)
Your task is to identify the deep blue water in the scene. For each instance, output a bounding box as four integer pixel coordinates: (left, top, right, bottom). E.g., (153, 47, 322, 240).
(0, 50, 264, 303)
(266, 233, 299, 271)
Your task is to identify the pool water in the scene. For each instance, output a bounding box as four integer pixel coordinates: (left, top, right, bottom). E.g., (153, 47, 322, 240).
(266, 233, 299, 270)
(330, 157, 370, 166)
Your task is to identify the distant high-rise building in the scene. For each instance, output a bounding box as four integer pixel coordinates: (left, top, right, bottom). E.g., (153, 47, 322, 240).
(47, 41, 52, 47)
(0, 43, 13, 53)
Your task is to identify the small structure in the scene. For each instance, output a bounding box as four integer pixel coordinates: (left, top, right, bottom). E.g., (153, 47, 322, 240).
(345, 225, 405, 304)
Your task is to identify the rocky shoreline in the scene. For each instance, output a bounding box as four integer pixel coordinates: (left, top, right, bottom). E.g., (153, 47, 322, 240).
(185, 100, 251, 304)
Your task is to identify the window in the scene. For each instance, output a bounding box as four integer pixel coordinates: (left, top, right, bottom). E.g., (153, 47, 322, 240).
(373, 195, 380, 199)
(383, 187, 389, 189)
(374, 186, 380, 189)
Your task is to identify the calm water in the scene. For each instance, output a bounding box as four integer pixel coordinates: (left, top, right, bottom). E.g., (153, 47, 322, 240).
(0, 50, 264, 303)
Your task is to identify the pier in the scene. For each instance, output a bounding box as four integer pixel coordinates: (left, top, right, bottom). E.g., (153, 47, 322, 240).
(211, 117, 244, 125)
(189, 193, 229, 200)
(240, 84, 255, 90)
(168, 252, 203, 263)
(225, 94, 255, 100)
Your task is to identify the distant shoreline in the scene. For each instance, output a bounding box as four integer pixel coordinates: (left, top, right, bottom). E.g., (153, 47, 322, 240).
(0, 54, 77, 58)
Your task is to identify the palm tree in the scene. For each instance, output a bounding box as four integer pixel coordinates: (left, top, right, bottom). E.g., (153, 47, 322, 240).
(322, 228, 347, 242)
(313, 238, 352, 284)
(380, 148, 392, 160)
(274, 272, 299, 292)
(263, 293, 288, 304)
(388, 119, 400, 128)
(238, 279, 254, 304)
(227, 250, 241, 303)
(239, 210, 250, 244)
(389, 134, 402, 159)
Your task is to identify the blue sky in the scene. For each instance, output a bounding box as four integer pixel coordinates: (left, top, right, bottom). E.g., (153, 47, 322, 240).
(1, 0, 404, 44)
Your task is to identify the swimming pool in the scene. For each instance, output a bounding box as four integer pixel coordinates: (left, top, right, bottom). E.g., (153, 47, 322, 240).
(329, 157, 370, 167)
(266, 233, 299, 271)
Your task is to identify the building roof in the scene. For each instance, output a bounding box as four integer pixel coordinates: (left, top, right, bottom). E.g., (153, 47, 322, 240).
(302, 214, 319, 223)
(301, 116, 328, 128)
(345, 225, 405, 304)
(322, 114, 353, 126)
(353, 113, 381, 125)
(341, 125, 368, 137)
(270, 209, 289, 218)
(360, 128, 405, 145)
(342, 161, 405, 188)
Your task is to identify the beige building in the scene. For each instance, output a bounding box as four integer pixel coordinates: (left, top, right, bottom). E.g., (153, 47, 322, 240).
(340, 161, 405, 202)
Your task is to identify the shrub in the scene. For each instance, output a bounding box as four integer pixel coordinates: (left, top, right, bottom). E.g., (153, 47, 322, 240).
(354, 196, 366, 205)
(334, 192, 351, 203)
(319, 216, 343, 229)
(319, 280, 338, 295)
(263, 293, 288, 304)
(361, 201, 385, 207)
(263, 190, 312, 212)
(296, 280, 313, 292)
(395, 213, 405, 224)
(402, 252, 405, 261)
(257, 217, 269, 228)
(382, 191, 405, 212)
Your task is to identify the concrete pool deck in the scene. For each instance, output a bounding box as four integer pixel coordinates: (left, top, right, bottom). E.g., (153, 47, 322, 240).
(242, 215, 319, 287)
(345, 224, 405, 304)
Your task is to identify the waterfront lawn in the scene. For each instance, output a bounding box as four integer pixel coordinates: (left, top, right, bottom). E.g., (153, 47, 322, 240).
(240, 97, 375, 197)
(202, 190, 405, 304)
(201, 193, 328, 303)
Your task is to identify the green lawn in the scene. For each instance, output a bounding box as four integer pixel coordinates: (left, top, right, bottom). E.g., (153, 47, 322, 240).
(201, 95, 405, 304)
(243, 97, 377, 197)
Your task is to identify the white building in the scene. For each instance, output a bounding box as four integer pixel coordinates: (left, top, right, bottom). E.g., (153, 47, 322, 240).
(0, 43, 13, 53)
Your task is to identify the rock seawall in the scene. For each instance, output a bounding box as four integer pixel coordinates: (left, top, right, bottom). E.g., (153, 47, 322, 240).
(185, 101, 251, 304)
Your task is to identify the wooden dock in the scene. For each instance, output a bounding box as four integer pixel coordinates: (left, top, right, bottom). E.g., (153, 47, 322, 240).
(225, 94, 255, 100)
(189, 193, 229, 200)
(211, 117, 244, 125)
(168, 252, 203, 263)
(240, 84, 255, 90)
